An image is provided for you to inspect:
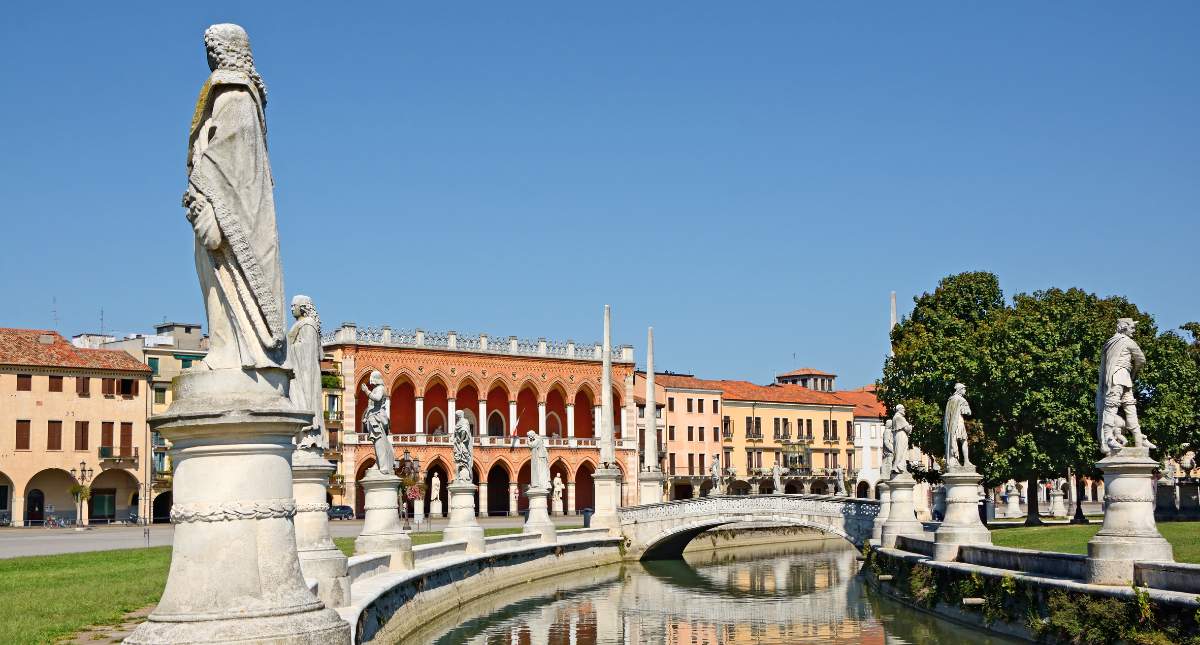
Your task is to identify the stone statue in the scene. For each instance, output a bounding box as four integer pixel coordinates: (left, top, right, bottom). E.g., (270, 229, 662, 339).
(1182, 453, 1196, 479)
(361, 370, 394, 475)
(881, 419, 895, 480)
(527, 431, 550, 491)
(1097, 318, 1154, 455)
(1160, 458, 1176, 487)
(726, 465, 737, 494)
(184, 24, 287, 373)
(891, 406, 913, 476)
(452, 410, 473, 482)
(944, 383, 972, 470)
(430, 472, 441, 501)
(287, 295, 324, 452)
(834, 466, 847, 495)
(772, 462, 784, 493)
(710, 453, 721, 493)
(552, 473, 565, 507)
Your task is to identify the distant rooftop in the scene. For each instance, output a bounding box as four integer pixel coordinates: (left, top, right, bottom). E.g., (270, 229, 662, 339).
(322, 323, 634, 363)
(0, 328, 150, 373)
(778, 367, 836, 377)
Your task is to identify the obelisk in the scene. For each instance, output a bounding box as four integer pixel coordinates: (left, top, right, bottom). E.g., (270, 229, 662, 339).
(638, 327, 665, 504)
(592, 305, 622, 531)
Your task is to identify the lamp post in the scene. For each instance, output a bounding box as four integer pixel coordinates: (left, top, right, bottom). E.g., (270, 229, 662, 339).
(69, 460, 93, 530)
(398, 450, 419, 532)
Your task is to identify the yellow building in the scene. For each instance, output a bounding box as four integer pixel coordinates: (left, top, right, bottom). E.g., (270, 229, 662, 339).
(0, 329, 151, 526)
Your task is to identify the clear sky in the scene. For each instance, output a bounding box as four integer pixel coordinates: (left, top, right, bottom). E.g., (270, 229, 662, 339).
(1, 3, 1197, 388)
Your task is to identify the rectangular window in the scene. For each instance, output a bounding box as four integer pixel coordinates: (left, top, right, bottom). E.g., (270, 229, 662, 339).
(669, 453, 676, 474)
(101, 422, 114, 447)
(76, 376, 90, 397)
(773, 418, 780, 438)
(118, 379, 138, 397)
(756, 451, 763, 469)
(698, 399, 704, 414)
(668, 425, 675, 441)
(806, 419, 813, 438)
(848, 452, 855, 471)
(686, 426, 692, 441)
(699, 427, 705, 442)
(181, 358, 193, 369)
(16, 420, 31, 450)
(47, 420, 62, 451)
(823, 452, 830, 469)
(745, 416, 753, 438)
(668, 397, 674, 412)
(687, 453, 695, 475)
(75, 421, 89, 451)
(638, 405, 645, 419)
(823, 419, 830, 440)
(102, 378, 115, 396)
(120, 422, 133, 448)
(148, 357, 159, 375)
(686, 398, 693, 413)
(755, 417, 762, 437)
(48, 375, 63, 392)
(746, 450, 754, 472)
(17, 374, 32, 391)
(723, 450, 731, 469)
(154, 388, 167, 405)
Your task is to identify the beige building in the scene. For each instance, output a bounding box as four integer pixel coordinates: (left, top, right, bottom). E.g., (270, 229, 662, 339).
(0, 329, 151, 526)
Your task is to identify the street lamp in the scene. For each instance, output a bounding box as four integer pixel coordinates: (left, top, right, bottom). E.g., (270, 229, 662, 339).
(69, 460, 94, 529)
(398, 450, 418, 532)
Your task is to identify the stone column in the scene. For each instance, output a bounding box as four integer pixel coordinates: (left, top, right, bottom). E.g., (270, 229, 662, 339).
(508, 482, 519, 516)
(566, 404, 575, 438)
(478, 481, 489, 518)
(538, 402, 547, 435)
(414, 397, 424, 435)
(1004, 485, 1023, 518)
(566, 481, 576, 515)
(447, 398, 456, 434)
(354, 469, 414, 571)
(127, 369, 349, 644)
(871, 481, 891, 543)
(443, 479, 484, 553)
(478, 399, 487, 437)
(638, 327, 665, 506)
(293, 450, 350, 607)
(803, 481, 812, 494)
(593, 405, 602, 438)
(1048, 487, 1067, 517)
(523, 486, 557, 543)
(413, 498, 425, 525)
(509, 401, 518, 436)
(592, 304, 621, 532)
(933, 469, 991, 561)
(1086, 447, 1173, 584)
(880, 473, 924, 548)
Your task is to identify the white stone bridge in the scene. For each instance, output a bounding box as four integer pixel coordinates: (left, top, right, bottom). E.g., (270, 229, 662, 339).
(618, 494, 881, 560)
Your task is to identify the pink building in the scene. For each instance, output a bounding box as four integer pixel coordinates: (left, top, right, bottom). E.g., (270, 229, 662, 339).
(636, 373, 725, 499)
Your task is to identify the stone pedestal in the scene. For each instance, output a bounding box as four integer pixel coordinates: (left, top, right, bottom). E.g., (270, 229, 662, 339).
(1004, 490, 1023, 518)
(1048, 488, 1067, 518)
(1178, 481, 1200, 520)
(429, 498, 443, 519)
(1086, 447, 1174, 585)
(442, 480, 484, 552)
(293, 450, 350, 608)
(932, 486, 947, 520)
(354, 469, 413, 571)
(522, 486, 557, 543)
(880, 474, 924, 548)
(591, 468, 622, 533)
(871, 481, 891, 543)
(638, 470, 665, 506)
(125, 368, 349, 644)
(413, 498, 425, 525)
(933, 469, 992, 561)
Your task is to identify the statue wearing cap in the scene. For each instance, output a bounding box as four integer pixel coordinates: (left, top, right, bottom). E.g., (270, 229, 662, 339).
(1097, 318, 1155, 455)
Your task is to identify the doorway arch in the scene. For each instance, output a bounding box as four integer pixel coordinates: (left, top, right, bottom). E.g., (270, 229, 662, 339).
(26, 489, 45, 525)
(487, 463, 511, 517)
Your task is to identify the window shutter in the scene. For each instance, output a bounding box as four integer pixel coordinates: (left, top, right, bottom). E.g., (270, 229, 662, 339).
(48, 421, 62, 451)
(102, 422, 114, 447)
(131, 379, 139, 396)
(16, 420, 31, 450)
(75, 421, 89, 450)
(120, 422, 133, 448)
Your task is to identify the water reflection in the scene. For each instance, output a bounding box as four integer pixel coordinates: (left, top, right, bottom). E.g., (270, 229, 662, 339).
(406, 539, 1022, 645)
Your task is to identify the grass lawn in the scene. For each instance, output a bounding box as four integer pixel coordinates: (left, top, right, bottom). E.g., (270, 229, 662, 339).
(990, 520, 1200, 564)
(0, 526, 578, 644)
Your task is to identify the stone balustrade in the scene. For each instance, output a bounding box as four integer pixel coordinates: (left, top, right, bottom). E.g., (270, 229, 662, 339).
(323, 323, 635, 363)
(343, 432, 632, 451)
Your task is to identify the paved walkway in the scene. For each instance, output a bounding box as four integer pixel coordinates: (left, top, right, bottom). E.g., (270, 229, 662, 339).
(0, 515, 580, 559)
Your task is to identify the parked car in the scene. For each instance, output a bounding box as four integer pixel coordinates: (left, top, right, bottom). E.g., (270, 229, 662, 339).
(327, 505, 354, 520)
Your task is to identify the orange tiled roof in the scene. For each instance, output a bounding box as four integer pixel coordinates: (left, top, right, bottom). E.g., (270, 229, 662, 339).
(778, 367, 836, 377)
(835, 387, 886, 418)
(654, 373, 726, 392)
(0, 328, 150, 373)
(657, 373, 850, 406)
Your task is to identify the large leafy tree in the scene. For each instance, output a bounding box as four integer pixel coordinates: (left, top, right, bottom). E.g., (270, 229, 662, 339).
(879, 272, 1198, 526)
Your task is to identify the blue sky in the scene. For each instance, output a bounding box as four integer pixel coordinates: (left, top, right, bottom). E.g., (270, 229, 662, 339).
(1, 3, 1197, 388)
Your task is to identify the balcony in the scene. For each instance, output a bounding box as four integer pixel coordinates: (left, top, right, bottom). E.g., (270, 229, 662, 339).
(745, 432, 764, 442)
(323, 449, 342, 462)
(99, 445, 138, 467)
(328, 474, 345, 495)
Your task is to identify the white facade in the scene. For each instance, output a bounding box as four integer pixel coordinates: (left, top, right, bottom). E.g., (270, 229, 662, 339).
(853, 415, 885, 497)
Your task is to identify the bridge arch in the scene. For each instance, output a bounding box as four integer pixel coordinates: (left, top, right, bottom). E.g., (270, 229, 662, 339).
(637, 516, 857, 561)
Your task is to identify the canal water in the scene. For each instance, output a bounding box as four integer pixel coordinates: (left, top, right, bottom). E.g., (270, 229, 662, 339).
(405, 537, 1023, 644)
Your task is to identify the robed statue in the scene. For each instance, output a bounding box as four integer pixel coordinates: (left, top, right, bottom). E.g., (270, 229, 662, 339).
(288, 295, 324, 451)
(552, 473, 565, 508)
(772, 462, 784, 493)
(361, 370, 394, 475)
(710, 453, 722, 494)
(944, 383, 972, 469)
(1097, 318, 1153, 455)
(891, 406, 913, 476)
(452, 410, 473, 482)
(881, 419, 895, 480)
(527, 432, 551, 491)
(184, 24, 287, 372)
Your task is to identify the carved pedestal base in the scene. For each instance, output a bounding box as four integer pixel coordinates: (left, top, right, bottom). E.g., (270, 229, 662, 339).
(590, 468, 623, 534)
(443, 481, 484, 552)
(881, 474, 924, 548)
(638, 470, 666, 506)
(1048, 489, 1067, 517)
(293, 450, 350, 608)
(429, 499, 444, 519)
(354, 469, 413, 571)
(1004, 492, 1023, 518)
(125, 368, 349, 644)
(871, 481, 891, 543)
(1086, 447, 1174, 585)
(522, 487, 557, 543)
(933, 469, 991, 561)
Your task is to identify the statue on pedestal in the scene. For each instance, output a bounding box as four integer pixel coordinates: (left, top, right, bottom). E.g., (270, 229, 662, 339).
(552, 473, 565, 509)
(834, 466, 847, 495)
(361, 370, 394, 475)
(710, 453, 721, 494)
(1097, 318, 1154, 455)
(452, 410, 473, 482)
(772, 462, 784, 493)
(527, 431, 551, 491)
(430, 472, 441, 501)
(944, 383, 972, 470)
(891, 406, 913, 476)
(881, 419, 895, 480)
(184, 24, 286, 373)
(288, 295, 324, 452)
